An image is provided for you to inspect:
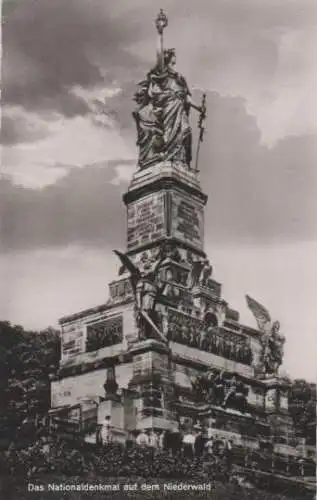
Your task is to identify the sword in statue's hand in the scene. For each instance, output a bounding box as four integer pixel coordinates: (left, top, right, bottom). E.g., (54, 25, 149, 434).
(199, 93, 207, 142)
(194, 93, 207, 172)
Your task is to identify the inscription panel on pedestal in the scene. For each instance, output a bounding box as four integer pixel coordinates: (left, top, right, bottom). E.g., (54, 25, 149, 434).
(265, 388, 277, 410)
(171, 193, 204, 249)
(127, 193, 166, 250)
(152, 352, 169, 375)
(62, 323, 85, 360)
(133, 352, 152, 376)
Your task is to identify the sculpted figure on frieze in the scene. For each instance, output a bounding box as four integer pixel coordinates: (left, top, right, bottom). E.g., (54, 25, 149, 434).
(187, 257, 213, 289)
(192, 370, 249, 413)
(166, 305, 254, 366)
(222, 374, 249, 414)
(209, 370, 226, 406)
(160, 241, 182, 263)
(199, 304, 220, 334)
(191, 369, 226, 406)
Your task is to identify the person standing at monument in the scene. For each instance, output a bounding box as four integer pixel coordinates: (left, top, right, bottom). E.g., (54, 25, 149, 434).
(158, 430, 166, 450)
(224, 439, 234, 479)
(136, 429, 149, 447)
(182, 429, 196, 458)
(101, 415, 112, 445)
(205, 435, 214, 458)
(148, 429, 157, 449)
(193, 424, 205, 457)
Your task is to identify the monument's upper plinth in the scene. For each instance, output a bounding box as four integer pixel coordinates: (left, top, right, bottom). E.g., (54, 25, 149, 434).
(123, 160, 207, 206)
(132, 10, 206, 173)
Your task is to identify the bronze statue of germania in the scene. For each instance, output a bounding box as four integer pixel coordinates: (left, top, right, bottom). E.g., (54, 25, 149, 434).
(133, 10, 206, 171)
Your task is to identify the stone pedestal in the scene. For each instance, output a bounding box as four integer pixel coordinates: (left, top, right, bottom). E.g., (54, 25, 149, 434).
(122, 388, 138, 431)
(263, 376, 291, 414)
(128, 339, 178, 431)
(98, 399, 121, 425)
(123, 161, 207, 258)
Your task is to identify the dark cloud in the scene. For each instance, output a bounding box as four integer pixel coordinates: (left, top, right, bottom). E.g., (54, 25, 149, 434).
(2, 0, 148, 114)
(199, 93, 317, 244)
(1, 93, 316, 253)
(3, 0, 315, 148)
(1, 111, 50, 145)
(0, 160, 130, 253)
(6, 0, 314, 116)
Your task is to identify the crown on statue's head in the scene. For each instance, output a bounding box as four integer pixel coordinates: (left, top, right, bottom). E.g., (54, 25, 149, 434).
(163, 48, 176, 65)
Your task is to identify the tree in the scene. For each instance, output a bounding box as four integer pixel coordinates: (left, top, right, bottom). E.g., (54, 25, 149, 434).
(0, 321, 60, 448)
(288, 379, 316, 444)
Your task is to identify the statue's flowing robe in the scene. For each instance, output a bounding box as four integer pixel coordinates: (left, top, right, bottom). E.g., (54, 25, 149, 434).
(133, 67, 192, 169)
(262, 331, 284, 374)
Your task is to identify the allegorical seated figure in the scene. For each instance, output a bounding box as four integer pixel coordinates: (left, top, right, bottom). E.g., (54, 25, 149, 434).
(198, 259, 213, 287)
(133, 48, 202, 170)
(210, 370, 226, 406)
(192, 369, 249, 413)
(191, 369, 226, 406)
(188, 257, 213, 289)
(222, 375, 249, 414)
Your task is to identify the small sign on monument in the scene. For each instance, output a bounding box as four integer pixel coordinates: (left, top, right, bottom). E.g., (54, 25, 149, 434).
(171, 193, 204, 249)
(127, 193, 166, 250)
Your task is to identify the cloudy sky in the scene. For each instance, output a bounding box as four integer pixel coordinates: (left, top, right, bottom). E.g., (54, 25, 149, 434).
(1, 0, 317, 381)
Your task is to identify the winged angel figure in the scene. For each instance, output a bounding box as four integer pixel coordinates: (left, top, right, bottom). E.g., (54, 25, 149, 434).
(113, 250, 167, 343)
(245, 295, 285, 375)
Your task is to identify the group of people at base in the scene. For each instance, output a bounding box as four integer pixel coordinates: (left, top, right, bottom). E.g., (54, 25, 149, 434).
(100, 417, 233, 474)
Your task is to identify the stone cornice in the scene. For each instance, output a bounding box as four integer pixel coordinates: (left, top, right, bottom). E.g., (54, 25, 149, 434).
(125, 236, 206, 258)
(261, 376, 292, 389)
(59, 297, 134, 325)
(53, 338, 288, 392)
(56, 350, 133, 380)
(240, 324, 262, 338)
(127, 339, 170, 356)
(123, 176, 208, 206)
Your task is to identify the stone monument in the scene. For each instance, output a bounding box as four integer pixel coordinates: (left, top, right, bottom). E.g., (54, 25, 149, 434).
(50, 11, 303, 464)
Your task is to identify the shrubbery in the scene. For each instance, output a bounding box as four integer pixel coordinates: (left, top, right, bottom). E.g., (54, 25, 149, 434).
(2, 437, 313, 500)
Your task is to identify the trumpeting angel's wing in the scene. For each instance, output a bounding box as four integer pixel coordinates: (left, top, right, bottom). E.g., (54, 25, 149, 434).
(245, 294, 272, 334)
(113, 250, 141, 291)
